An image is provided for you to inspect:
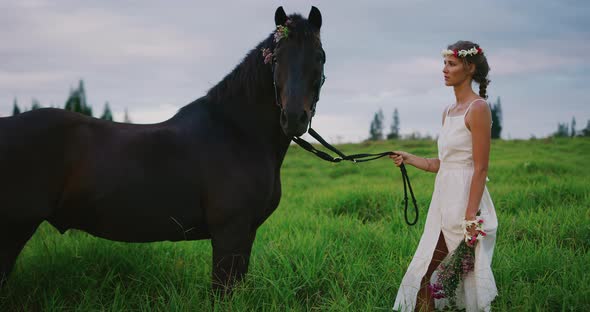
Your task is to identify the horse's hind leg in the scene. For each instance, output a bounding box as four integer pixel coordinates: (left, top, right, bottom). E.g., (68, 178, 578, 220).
(0, 218, 41, 288)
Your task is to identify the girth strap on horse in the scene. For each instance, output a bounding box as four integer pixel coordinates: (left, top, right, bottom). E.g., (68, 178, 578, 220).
(292, 128, 419, 226)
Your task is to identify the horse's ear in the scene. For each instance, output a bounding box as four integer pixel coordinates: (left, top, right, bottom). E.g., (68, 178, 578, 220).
(308, 6, 322, 30)
(275, 6, 288, 26)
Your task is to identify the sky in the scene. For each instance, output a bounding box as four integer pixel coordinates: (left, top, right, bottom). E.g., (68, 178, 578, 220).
(1, 0, 589, 143)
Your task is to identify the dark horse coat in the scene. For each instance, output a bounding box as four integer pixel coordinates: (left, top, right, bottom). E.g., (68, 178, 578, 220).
(0, 7, 325, 293)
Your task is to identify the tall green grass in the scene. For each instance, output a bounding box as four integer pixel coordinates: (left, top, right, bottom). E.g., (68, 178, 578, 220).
(2, 137, 589, 311)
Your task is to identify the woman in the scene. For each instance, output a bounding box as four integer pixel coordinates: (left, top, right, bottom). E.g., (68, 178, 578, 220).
(391, 41, 498, 312)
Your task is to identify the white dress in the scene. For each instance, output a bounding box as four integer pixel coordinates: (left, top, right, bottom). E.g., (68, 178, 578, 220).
(393, 99, 498, 312)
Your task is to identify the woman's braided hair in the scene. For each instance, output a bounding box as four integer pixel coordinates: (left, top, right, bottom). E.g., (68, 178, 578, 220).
(447, 41, 491, 99)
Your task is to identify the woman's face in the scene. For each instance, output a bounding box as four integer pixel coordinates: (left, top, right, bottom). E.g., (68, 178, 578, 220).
(443, 55, 473, 86)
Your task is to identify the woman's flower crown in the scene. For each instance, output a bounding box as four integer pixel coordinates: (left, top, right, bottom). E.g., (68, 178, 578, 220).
(441, 46, 483, 58)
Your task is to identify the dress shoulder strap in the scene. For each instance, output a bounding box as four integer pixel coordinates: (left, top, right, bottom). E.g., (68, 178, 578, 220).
(442, 105, 452, 125)
(463, 98, 486, 116)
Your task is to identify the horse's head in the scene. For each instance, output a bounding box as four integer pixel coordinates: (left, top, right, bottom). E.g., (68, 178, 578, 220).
(270, 6, 325, 137)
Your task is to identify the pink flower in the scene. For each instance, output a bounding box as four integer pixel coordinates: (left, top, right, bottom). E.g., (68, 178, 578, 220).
(432, 240, 477, 307)
(478, 219, 484, 224)
(466, 235, 478, 247)
(274, 25, 290, 43)
(461, 252, 475, 273)
(261, 48, 273, 64)
(428, 283, 446, 299)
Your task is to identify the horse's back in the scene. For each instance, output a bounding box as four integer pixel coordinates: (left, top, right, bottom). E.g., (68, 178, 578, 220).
(0, 109, 85, 216)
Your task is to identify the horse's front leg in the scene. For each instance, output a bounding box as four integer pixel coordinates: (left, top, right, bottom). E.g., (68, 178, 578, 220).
(210, 222, 257, 297)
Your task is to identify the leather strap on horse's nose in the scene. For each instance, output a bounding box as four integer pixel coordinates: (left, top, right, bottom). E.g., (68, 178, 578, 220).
(292, 128, 419, 226)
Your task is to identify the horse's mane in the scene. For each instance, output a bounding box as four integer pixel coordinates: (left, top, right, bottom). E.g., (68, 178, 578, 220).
(204, 14, 320, 105)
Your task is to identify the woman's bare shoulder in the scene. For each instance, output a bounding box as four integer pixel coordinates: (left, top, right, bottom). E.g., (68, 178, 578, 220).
(470, 98, 490, 112)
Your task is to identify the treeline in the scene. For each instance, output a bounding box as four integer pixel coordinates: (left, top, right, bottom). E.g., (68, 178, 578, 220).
(368, 97, 503, 141)
(10, 80, 132, 122)
(552, 117, 590, 138)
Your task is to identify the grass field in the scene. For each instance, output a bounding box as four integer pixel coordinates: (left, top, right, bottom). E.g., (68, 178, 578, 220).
(2, 137, 589, 311)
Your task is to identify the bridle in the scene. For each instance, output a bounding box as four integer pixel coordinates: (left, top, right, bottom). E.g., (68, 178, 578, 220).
(270, 50, 325, 120)
(269, 46, 419, 226)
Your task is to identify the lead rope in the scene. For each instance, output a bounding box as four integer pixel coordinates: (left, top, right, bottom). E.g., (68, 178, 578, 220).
(291, 131, 419, 226)
(269, 47, 417, 225)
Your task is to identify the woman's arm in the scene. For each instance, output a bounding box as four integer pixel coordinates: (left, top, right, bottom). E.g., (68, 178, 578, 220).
(389, 107, 448, 173)
(464, 100, 492, 221)
(390, 152, 440, 173)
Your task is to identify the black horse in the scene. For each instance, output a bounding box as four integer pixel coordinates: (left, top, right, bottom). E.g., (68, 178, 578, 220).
(0, 6, 325, 293)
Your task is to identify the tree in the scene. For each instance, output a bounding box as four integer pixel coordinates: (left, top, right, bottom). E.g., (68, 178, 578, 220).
(100, 102, 114, 121)
(31, 98, 42, 110)
(387, 108, 400, 140)
(582, 120, 590, 137)
(369, 109, 384, 141)
(64, 79, 93, 116)
(490, 97, 502, 139)
(12, 98, 20, 116)
(78, 80, 87, 109)
(571, 117, 576, 137)
(123, 108, 132, 123)
(554, 122, 569, 137)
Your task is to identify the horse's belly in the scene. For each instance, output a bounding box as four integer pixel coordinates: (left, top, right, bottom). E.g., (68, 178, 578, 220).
(49, 198, 210, 243)
(91, 217, 211, 242)
(50, 216, 210, 243)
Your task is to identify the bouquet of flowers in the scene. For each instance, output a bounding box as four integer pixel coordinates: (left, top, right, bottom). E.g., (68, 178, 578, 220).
(428, 218, 486, 308)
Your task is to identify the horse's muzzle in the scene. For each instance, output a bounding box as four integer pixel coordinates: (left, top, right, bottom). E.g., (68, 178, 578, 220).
(280, 109, 309, 137)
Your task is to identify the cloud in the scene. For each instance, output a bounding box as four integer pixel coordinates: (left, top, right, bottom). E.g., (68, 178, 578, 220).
(115, 103, 180, 124)
(321, 56, 441, 103)
(0, 70, 72, 90)
(490, 39, 590, 76)
(1, 1, 589, 141)
(0, 4, 215, 70)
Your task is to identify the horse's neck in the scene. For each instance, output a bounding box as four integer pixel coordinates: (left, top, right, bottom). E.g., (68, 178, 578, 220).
(203, 47, 292, 160)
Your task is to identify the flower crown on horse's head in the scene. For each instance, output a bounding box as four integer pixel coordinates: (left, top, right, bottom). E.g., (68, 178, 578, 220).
(274, 19, 292, 43)
(261, 19, 294, 64)
(441, 46, 483, 58)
